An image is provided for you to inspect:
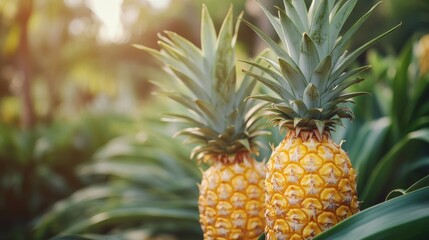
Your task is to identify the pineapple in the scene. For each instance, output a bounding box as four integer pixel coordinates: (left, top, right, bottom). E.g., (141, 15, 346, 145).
(136, 5, 268, 240)
(242, 0, 400, 239)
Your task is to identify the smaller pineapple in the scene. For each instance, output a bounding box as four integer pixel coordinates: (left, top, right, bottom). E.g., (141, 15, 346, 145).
(136, 5, 268, 240)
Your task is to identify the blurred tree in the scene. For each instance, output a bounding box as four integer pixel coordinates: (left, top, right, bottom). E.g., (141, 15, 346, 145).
(15, 0, 36, 129)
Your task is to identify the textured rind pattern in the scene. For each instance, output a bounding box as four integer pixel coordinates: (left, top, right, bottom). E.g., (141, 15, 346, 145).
(199, 158, 265, 240)
(265, 135, 359, 240)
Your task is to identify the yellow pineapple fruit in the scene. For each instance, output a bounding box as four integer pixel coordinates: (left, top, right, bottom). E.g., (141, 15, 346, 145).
(242, 0, 400, 239)
(265, 131, 358, 239)
(199, 153, 265, 239)
(136, 5, 268, 239)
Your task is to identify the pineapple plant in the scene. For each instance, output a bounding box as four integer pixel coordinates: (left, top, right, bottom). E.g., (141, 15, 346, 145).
(136, 5, 268, 240)
(242, 0, 400, 239)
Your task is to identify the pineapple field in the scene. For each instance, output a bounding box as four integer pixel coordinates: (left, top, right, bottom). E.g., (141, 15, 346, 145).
(1, 0, 429, 240)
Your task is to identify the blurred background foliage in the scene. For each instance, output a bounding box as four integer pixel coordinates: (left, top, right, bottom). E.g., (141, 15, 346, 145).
(1, 0, 429, 239)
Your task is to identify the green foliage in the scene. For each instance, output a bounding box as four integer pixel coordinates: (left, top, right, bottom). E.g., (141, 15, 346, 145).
(38, 36, 429, 240)
(135, 5, 269, 161)
(34, 113, 202, 239)
(243, 0, 400, 133)
(0, 113, 130, 239)
(314, 186, 429, 239)
(386, 175, 429, 200)
(341, 38, 429, 208)
(1, 1, 429, 239)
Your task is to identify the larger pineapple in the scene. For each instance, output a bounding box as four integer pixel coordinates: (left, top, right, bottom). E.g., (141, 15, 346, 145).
(136, 6, 268, 240)
(243, 0, 400, 239)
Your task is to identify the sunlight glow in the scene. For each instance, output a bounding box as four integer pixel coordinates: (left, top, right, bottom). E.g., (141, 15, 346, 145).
(146, 0, 171, 10)
(88, 0, 124, 42)
(86, 0, 171, 42)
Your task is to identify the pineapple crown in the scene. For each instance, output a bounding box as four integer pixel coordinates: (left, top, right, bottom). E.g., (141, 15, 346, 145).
(243, 0, 400, 136)
(135, 5, 269, 163)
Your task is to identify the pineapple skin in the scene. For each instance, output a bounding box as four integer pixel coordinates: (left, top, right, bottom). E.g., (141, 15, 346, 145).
(265, 132, 359, 240)
(198, 154, 265, 240)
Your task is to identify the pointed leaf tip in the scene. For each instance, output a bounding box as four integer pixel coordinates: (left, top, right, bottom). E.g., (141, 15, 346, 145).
(303, 83, 320, 109)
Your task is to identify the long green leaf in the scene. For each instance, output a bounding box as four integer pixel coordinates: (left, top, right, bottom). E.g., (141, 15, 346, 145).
(350, 118, 390, 193)
(284, 0, 308, 32)
(386, 175, 429, 200)
(327, 65, 371, 91)
(361, 129, 429, 207)
(329, 0, 357, 50)
(392, 41, 413, 137)
(299, 33, 320, 81)
(242, 19, 296, 67)
(201, 5, 216, 60)
(311, 55, 332, 91)
(333, 23, 401, 80)
(407, 175, 429, 192)
(159, 43, 209, 90)
(309, 0, 329, 57)
(61, 207, 199, 235)
(243, 69, 294, 100)
(134, 44, 198, 81)
(169, 67, 209, 101)
(246, 95, 284, 104)
(195, 99, 221, 130)
(240, 59, 292, 94)
(214, 5, 235, 109)
(278, 58, 307, 97)
(165, 31, 203, 69)
(307, 0, 319, 27)
(257, 2, 285, 48)
(53, 234, 118, 240)
(314, 187, 429, 240)
(331, 1, 382, 62)
(278, 8, 301, 60)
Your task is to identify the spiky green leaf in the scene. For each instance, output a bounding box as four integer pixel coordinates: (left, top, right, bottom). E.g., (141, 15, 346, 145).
(329, 0, 357, 49)
(309, 0, 330, 57)
(277, 8, 301, 60)
(299, 33, 320, 81)
(201, 5, 217, 60)
(278, 58, 307, 97)
(283, 0, 308, 32)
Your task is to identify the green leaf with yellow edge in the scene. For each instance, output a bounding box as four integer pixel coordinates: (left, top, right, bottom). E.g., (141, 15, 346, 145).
(386, 175, 429, 201)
